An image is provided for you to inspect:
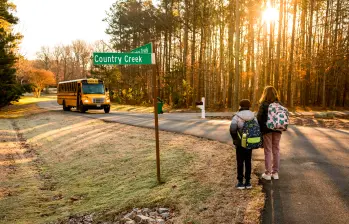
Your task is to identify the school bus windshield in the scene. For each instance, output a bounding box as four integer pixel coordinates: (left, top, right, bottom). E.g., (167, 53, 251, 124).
(82, 83, 105, 94)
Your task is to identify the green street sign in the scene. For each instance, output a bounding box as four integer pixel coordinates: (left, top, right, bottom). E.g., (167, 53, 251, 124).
(93, 52, 155, 65)
(131, 43, 152, 53)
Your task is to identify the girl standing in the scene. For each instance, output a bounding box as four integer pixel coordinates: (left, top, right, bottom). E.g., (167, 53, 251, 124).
(257, 86, 282, 180)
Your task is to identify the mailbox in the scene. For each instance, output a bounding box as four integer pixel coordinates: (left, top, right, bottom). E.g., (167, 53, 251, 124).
(196, 97, 205, 119)
(196, 101, 203, 106)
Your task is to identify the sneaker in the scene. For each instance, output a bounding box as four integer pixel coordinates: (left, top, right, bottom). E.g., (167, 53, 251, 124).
(261, 173, 272, 180)
(235, 182, 245, 190)
(245, 182, 252, 189)
(272, 173, 279, 180)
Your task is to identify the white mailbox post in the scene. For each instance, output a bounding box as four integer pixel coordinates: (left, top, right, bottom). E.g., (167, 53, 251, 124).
(196, 97, 205, 119)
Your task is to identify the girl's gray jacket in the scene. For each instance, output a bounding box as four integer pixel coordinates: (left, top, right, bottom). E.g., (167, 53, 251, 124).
(229, 110, 257, 141)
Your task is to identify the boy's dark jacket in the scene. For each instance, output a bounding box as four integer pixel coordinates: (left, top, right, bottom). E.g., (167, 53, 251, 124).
(257, 101, 282, 134)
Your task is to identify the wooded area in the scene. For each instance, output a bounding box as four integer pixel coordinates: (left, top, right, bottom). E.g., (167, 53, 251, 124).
(0, 0, 23, 107)
(31, 0, 349, 109)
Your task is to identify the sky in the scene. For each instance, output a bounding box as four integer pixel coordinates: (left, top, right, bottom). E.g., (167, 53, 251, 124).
(12, 0, 116, 60)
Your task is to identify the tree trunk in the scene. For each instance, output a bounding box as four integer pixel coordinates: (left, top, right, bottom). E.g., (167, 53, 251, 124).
(263, 23, 268, 87)
(253, 28, 262, 110)
(331, 0, 341, 108)
(219, 1, 224, 106)
(300, 0, 307, 106)
(305, 0, 314, 105)
(274, 0, 283, 91)
(288, 0, 297, 107)
(322, 0, 330, 108)
(198, 1, 207, 101)
(190, 0, 196, 106)
(281, 0, 287, 102)
(227, 1, 234, 108)
(183, 0, 189, 79)
(250, 12, 255, 106)
(267, 20, 274, 85)
(233, 0, 240, 111)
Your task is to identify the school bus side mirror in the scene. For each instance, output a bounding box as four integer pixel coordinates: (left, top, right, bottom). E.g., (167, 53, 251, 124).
(105, 88, 109, 92)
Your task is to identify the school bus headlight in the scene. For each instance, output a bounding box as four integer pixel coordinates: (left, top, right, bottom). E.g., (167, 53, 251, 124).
(106, 99, 110, 103)
(84, 99, 89, 103)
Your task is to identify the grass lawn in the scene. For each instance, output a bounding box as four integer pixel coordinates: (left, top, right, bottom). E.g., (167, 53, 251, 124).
(0, 96, 54, 119)
(110, 104, 155, 113)
(110, 103, 199, 114)
(0, 110, 264, 224)
(14, 95, 56, 105)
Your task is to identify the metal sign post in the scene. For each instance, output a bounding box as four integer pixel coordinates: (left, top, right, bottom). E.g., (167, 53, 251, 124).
(131, 43, 161, 183)
(152, 43, 161, 183)
(93, 42, 161, 183)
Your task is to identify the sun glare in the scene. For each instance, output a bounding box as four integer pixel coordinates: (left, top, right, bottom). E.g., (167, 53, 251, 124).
(262, 3, 278, 23)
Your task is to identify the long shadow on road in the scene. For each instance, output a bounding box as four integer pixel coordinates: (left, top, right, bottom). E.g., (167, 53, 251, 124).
(261, 125, 349, 224)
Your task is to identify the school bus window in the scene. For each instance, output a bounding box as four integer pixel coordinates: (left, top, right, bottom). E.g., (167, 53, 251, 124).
(82, 83, 105, 94)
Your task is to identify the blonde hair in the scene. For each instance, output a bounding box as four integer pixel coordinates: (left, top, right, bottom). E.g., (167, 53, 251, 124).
(259, 86, 279, 104)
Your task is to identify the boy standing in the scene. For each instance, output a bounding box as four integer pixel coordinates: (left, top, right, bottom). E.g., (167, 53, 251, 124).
(230, 99, 259, 189)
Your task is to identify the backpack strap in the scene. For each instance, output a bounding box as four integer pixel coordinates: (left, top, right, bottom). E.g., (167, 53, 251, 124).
(235, 114, 245, 122)
(235, 115, 245, 139)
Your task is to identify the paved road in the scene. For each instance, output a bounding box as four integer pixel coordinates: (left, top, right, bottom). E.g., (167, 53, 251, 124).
(39, 101, 349, 224)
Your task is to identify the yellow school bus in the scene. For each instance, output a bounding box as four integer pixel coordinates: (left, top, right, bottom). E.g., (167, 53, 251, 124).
(57, 79, 111, 113)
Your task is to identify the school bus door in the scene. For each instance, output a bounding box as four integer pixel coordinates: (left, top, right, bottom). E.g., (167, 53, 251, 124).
(77, 83, 82, 109)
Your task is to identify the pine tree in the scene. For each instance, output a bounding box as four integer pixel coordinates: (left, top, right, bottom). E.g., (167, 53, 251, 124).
(0, 0, 22, 107)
